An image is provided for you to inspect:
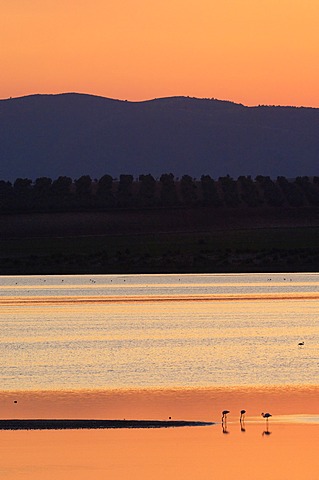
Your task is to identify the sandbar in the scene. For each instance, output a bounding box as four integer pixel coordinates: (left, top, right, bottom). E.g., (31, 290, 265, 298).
(0, 418, 213, 430)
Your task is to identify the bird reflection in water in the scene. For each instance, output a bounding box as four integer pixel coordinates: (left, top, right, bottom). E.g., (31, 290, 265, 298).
(262, 423, 272, 436)
(222, 423, 230, 434)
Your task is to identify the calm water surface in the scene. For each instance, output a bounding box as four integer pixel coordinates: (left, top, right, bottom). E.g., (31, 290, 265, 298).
(0, 273, 318, 480)
(0, 273, 318, 391)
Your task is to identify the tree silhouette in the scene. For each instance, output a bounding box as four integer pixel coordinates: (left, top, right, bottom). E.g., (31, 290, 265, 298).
(1, 172, 318, 213)
(96, 174, 114, 208)
(219, 175, 240, 207)
(200, 175, 221, 206)
(238, 175, 262, 207)
(277, 176, 304, 207)
(160, 173, 177, 206)
(295, 176, 319, 206)
(256, 175, 284, 207)
(32, 177, 53, 210)
(117, 174, 134, 207)
(51, 176, 73, 210)
(180, 175, 198, 205)
(137, 174, 156, 206)
(0, 180, 13, 212)
(13, 178, 33, 211)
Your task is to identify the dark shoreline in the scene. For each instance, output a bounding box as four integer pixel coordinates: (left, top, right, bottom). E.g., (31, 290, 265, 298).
(0, 419, 214, 430)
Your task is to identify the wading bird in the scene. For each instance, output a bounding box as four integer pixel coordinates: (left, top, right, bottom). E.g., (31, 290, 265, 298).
(261, 412, 272, 422)
(222, 410, 230, 422)
(240, 409, 246, 421)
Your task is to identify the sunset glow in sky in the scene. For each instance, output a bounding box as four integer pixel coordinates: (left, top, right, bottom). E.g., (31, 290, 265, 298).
(2, 0, 319, 106)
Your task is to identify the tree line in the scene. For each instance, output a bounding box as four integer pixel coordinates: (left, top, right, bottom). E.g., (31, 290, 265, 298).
(0, 173, 319, 214)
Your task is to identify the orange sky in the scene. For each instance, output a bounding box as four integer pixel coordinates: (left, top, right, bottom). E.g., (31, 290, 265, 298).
(1, 0, 319, 106)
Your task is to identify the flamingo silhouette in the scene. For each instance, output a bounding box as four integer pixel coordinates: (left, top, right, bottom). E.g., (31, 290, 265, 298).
(261, 412, 272, 423)
(239, 410, 246, 431)
(222, 410, 230, 423)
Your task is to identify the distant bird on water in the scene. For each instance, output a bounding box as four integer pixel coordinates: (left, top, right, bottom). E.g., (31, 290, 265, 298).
(261, 412, 272, 422)
(240, 409, 246, 421)
(222, 410, 230, 422)
(298, 341, 304, 346)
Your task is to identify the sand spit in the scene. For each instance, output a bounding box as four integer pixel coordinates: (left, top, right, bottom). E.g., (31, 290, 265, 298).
(0, 419, 214, 430)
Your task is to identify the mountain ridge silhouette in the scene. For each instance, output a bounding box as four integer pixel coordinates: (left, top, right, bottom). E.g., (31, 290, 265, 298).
(1, 93, 318, 181)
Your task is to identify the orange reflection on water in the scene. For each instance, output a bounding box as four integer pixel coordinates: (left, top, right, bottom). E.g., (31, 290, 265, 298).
(0, 387, 318, 479)
(0, 422, 318, 480)
(1, 292, 319, 306)
(1, 386, 318, 421)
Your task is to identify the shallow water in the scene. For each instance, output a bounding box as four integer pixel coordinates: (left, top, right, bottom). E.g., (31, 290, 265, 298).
(1, 386, 319, 480)
(0, 273, 318, 479)
(0, 273, 318, 390)
(0, 421, 318, 480)
(1, 271, 319, 299)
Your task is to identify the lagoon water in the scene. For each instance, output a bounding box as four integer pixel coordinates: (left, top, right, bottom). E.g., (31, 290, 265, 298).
(0, 273, 318, 480)
(0, 273, 318, 391)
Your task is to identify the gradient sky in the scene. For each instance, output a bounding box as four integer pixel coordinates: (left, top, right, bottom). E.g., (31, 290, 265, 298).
(1, 0, 319, 106)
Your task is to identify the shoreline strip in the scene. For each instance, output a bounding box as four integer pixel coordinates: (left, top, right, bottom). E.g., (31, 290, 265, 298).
(0, 419, 214, 430)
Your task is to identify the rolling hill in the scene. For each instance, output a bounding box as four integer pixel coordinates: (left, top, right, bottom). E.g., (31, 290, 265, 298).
(1, 93, 319, 181)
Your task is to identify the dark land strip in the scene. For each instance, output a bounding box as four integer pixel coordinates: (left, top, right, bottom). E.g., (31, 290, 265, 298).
(0, 207, 319, 274)
(0, 419, 214, 430)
